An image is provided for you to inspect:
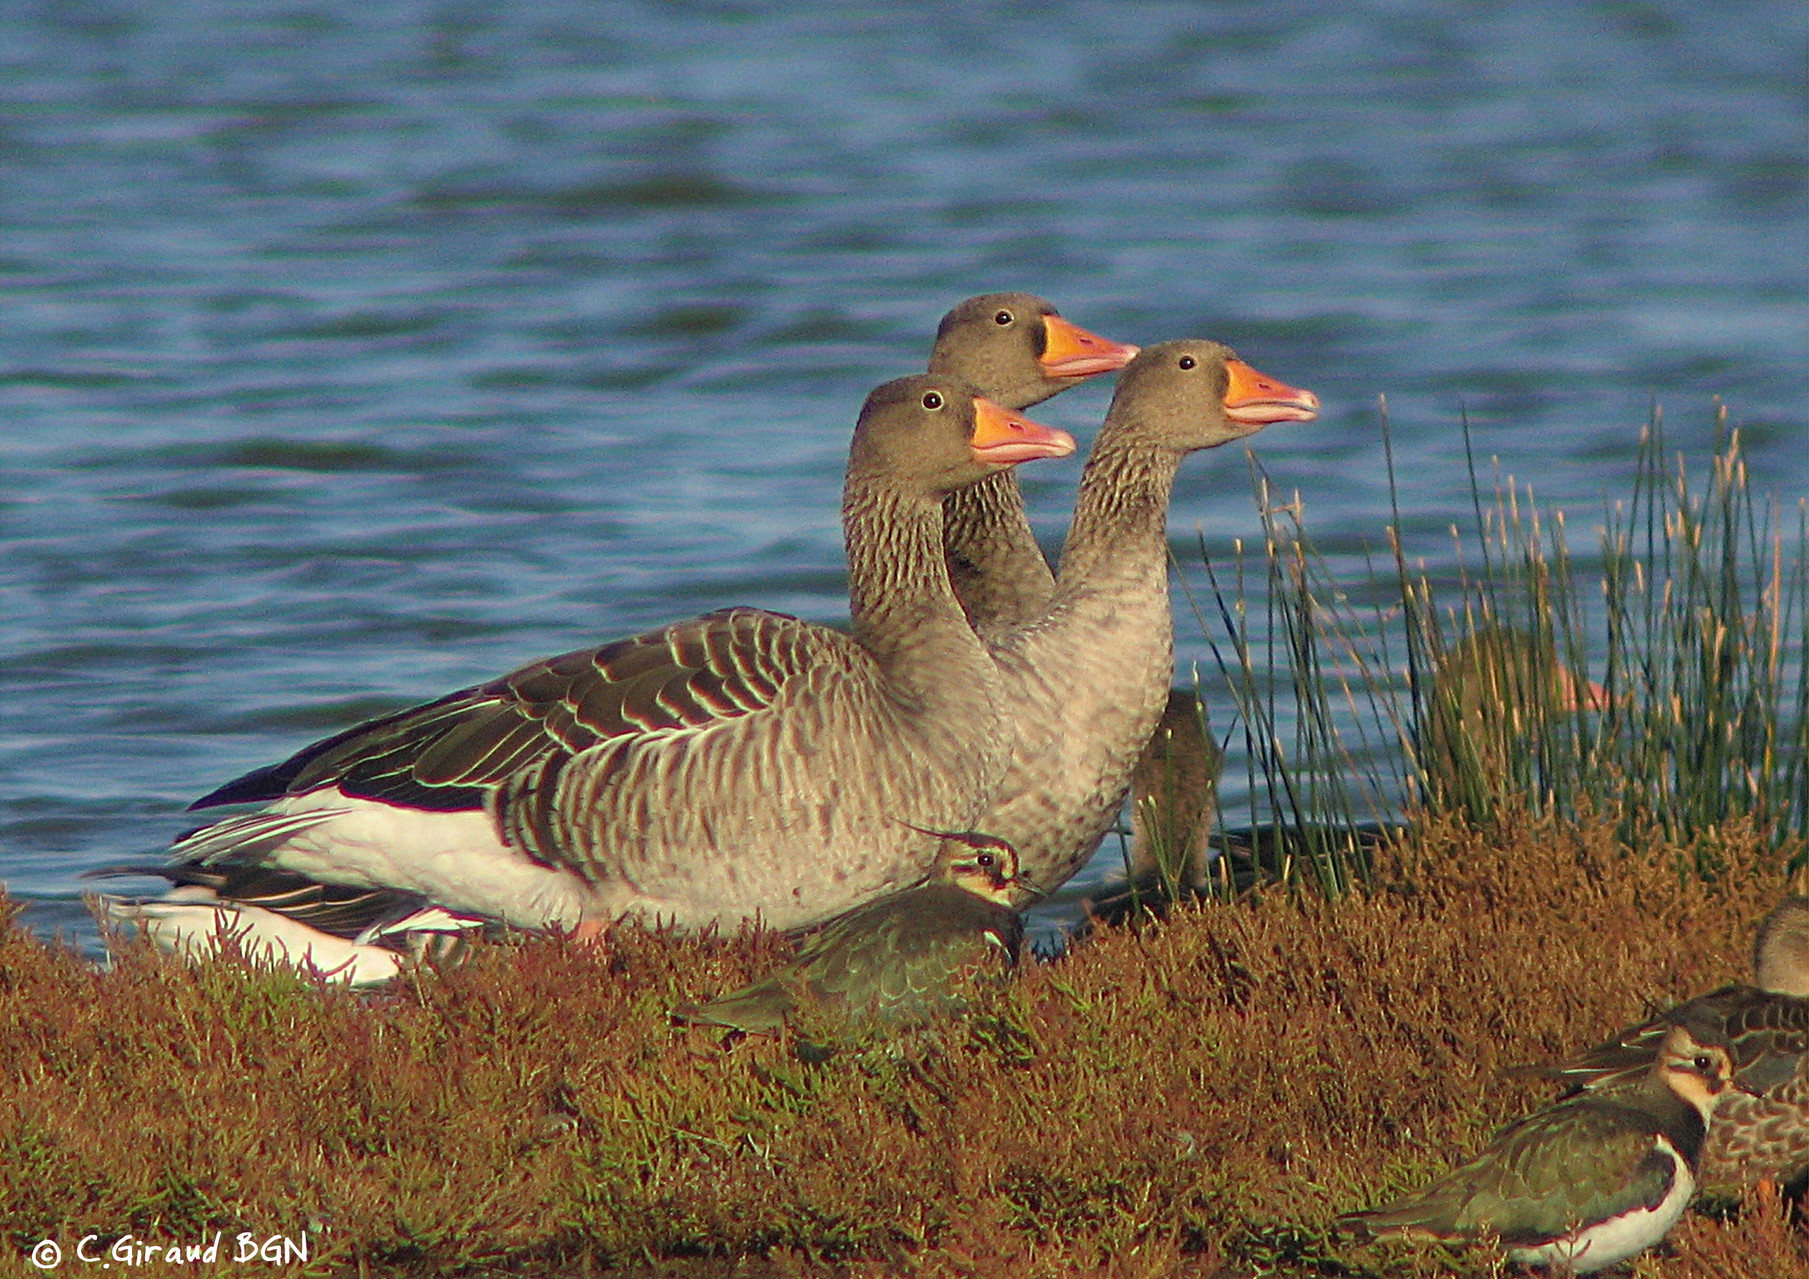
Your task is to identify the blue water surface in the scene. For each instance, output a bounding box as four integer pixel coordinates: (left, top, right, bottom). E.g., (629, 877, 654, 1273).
(4, 0, 1807, 950)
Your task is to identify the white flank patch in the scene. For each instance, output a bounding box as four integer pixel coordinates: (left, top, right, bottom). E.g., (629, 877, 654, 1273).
(230, 790, 596, 931)
(1508, 1135, 1694, 1274)
(96, 890, 405, 988)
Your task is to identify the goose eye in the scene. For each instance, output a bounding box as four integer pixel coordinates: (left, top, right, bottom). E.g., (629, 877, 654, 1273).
(993, 310, 1014, 326)
(976, 852, 995, 869)
(1693, 1053, 1714, 1073)
(922, 391, 944, 410)
(1178, 354, 1197, 370)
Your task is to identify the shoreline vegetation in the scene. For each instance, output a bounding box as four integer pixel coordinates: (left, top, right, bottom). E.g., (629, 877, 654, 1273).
(7, 409, 1809, 1276)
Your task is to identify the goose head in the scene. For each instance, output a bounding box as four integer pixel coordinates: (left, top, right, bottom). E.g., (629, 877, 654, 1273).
(1105, 339, 1320, 452)
(930, 292, 1139, 409)
(849, 374, 1076, 498)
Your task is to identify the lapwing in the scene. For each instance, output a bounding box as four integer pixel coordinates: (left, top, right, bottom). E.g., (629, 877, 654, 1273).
(1341, 1011, 1748, 1274)
(1541, 896, 1809, 1194)
(672, 830, 1028, 1036)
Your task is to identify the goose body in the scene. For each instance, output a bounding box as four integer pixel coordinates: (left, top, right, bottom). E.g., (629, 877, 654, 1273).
(673, 830, 1025, 1035)
(129, 379, 1074, 936)
(1542, 897, 1809, 1192)
(976, 341, 1320, 892)
(1343, 1015, 1745, 1273)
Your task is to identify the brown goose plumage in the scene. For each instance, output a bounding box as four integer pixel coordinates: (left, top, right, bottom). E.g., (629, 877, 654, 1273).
(928, 293, 1138, 638)
(976, 340, 1319, 893)
(160, 378, 1075, 934)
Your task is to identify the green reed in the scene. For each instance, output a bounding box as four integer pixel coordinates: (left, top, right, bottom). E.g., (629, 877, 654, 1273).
(1164, 401, 1808, 903)
(1597, 406, 1809, 852)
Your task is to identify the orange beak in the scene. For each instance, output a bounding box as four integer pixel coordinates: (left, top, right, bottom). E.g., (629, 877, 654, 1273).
(969, 396, 1077, 463)
(1040, 313, 1140, 380)
(1223, 359, 1321, 426)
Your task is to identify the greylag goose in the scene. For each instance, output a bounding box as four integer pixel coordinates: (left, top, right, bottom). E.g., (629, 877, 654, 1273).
(978, 340, 1320, 892)
(93, 297, 1126, 976)
(1536, 896, 1809, 1195)
(1340, 1013, 1748, 1274)
(928, 293, 1138, 638)
(128, 378, 1075, 939)
(672, 829, 1026, 1037)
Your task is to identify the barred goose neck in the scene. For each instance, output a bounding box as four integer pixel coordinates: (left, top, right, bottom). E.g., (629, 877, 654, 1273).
(843, 479, 979, 669)
(1055, 431, 1183, 585)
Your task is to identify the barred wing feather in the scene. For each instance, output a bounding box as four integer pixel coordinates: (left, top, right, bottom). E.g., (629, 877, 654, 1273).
(190, 607, 825, 816)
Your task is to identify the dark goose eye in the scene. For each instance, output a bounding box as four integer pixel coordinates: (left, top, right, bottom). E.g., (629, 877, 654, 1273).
(1178, 355, 1197, 370)
(994, 310, 1014, 326)
(921, 391, 943, 410)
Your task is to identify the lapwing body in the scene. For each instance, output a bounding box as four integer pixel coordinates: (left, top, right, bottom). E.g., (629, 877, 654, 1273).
(1343, 1016, 1745, 1274)
(673, 831, 1026, 1036)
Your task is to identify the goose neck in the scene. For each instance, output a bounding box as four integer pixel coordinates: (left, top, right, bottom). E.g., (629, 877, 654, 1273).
(844, 482, 988, 678)
(1057, 432, 1183, 585)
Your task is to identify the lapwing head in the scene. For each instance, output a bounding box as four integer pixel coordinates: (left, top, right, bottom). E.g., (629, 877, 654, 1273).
(1654, 1014, 1757, 1118)
(896, 824, 1032, 905)
(935, 830, 1026, 906)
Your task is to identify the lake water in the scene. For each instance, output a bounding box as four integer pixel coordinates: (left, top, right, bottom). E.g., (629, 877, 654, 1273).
(5, 0, 1808, 953)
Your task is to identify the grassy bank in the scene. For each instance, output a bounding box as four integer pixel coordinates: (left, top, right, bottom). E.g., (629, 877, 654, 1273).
(4, 812, 1807, 1277)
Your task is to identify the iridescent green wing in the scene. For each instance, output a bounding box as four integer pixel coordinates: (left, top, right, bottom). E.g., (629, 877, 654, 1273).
(1445, 1102, 1679, 1247)
(797, 885, 1021, 1024)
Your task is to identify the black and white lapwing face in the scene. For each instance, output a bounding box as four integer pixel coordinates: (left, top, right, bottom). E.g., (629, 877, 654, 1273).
(1503, 1021, 1744, 1274)
(1653, 1020, 1741, 1118)
(924, 829, 1027, 906)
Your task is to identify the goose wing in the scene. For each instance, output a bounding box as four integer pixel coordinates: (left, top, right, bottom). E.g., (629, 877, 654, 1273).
(190, 606, 830, 815)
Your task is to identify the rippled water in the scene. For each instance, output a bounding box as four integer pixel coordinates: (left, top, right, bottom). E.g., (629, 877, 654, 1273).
(5, 0, 1807, 951)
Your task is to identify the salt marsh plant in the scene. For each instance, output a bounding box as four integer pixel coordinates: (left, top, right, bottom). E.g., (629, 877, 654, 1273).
(7, 817, 1806, 1276)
